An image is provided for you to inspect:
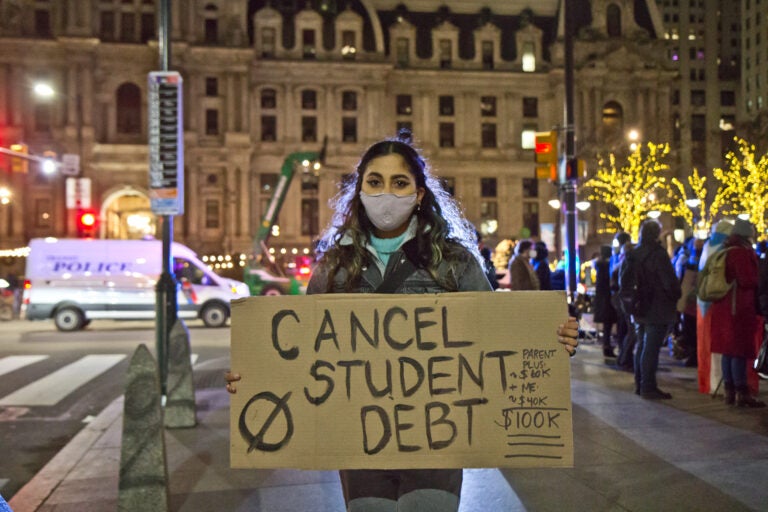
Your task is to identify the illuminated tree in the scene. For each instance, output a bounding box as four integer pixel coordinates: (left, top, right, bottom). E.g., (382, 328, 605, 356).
(712, 137, 768, 239)
(584, 142, 673, 242)
(669, 167, 722, 236)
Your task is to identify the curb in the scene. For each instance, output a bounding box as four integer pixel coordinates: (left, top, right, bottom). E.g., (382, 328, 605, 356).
(8, 397, 124, 512)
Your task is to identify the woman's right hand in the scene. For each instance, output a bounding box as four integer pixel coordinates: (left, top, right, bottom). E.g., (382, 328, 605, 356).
(225, 371, 241, 394)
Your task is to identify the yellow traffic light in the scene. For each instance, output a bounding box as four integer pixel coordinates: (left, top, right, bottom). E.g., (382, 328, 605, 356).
(534, 131, 558, 180)
(10, 143, 28, 174)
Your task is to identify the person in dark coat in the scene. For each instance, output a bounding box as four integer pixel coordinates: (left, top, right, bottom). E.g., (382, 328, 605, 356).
(709, 219, 765, 408)
(531, 241, 552, 291)
(507, 239, 539, 290)
(593, 245, 617, 358)
(631, 219, 681, 399)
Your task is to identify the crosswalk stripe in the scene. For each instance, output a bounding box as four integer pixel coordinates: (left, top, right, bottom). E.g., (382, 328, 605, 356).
(0, 355, 49, 377)
(0, 355, 126, 407)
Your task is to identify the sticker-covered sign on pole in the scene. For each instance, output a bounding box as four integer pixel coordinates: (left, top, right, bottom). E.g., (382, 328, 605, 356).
(148, 71, 184, 216)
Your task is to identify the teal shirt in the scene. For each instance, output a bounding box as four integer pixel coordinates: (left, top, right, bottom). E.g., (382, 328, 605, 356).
(369, 230, 409, 269)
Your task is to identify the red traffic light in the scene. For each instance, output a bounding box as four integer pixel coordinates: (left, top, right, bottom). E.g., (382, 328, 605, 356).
(79, 212, 96, 227)
(535, 142, 553, 154)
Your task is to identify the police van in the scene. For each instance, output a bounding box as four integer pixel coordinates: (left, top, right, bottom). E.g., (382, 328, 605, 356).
(21, 238, 250, 331)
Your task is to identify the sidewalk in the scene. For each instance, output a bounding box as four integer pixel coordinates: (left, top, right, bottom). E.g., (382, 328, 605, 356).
(9, 343, 768, 512)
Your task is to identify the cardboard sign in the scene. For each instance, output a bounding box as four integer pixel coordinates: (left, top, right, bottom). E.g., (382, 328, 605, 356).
(229, 291, 573, 470)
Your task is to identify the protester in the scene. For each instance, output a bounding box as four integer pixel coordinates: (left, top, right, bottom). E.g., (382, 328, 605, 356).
(593, 245, 617, 358)
(696, 220, 733, 394)
(225, 130, 579, 512)
(507, 239, 540, 290)
(631, 219, 681, 399)
(709, 219, 765, 408)
(675, 237, 704, 367)
(612, 240, 636, 370)
(531, 240, 552, 291)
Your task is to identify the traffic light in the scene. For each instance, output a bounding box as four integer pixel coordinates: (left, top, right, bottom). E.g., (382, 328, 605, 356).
(10, 143, 28, 174)
(564, 158, 587, 181)
(534, 131, 558, 181)
(76, 209, 98, 238)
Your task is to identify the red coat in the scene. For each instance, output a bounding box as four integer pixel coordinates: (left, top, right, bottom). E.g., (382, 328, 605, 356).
(709, 236, 759, 358)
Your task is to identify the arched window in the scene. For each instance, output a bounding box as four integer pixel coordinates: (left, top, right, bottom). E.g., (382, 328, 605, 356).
(204, 4, 218, 44)
(116, 83, 142, 134)
(521, 42, 536, 72)
(607, 4, 622, 37)
(601, 101, 624, 142)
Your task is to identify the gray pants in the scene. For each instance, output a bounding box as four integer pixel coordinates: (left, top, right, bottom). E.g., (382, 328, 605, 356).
(341, 469, 461, 512)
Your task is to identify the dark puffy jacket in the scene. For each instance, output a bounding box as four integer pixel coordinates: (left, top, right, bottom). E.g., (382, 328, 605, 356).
(307, 239, 492, 294)
(632, 241, 681, 325)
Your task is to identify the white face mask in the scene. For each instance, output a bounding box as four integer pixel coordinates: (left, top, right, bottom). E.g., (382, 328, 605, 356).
(360, 192, 417, 232)
(529, 249, 537, 259)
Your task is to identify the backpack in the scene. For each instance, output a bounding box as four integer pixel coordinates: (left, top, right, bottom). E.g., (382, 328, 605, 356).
(617, 251, 652, 317)
(696, 248, 733, 302)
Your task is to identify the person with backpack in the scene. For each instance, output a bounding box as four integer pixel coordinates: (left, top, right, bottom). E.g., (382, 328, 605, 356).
(695, 220, 733, 394)
(708, 219, 765, 408)
(621, 219, 681, 399)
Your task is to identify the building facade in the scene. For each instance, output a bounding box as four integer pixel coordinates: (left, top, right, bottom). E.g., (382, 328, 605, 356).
(0, 0, 677, 275)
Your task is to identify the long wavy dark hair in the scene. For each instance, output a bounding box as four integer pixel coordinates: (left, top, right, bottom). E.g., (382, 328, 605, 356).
(314, 130, 482, 291)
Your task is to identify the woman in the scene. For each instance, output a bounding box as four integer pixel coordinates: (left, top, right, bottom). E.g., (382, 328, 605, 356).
(227, 131, 578, 511)
(507, 239, 540, 290)
(709, 219, 765, 408)
(531, 240, 552, 291)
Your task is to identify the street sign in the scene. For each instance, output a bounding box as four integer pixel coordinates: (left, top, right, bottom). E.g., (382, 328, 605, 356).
(61, 154, 80, 176)
(148, 71, 184, 216)
(65, 177, 92, 209)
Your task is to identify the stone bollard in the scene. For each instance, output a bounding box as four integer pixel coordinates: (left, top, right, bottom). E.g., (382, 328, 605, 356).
(118, 344, 169, 512)
(165, 318, 197, 428)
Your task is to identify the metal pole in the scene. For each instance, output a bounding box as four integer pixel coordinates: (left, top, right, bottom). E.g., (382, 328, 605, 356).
(563, 0, 579, 307)
(155, 0, 177, 395)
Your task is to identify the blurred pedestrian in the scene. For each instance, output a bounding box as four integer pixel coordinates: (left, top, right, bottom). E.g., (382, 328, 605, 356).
(480, 246, 499, 290)
(507, 239, 540, 290)
(631, 219, 681, 399)
(613, 241, 636, 370)
(531, 241, 552, 291)
(709, 219, 765, 408)
(593, 245, 617, 358)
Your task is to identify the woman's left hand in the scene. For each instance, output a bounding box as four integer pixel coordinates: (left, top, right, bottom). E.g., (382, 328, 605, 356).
(557, 317, 579, 356)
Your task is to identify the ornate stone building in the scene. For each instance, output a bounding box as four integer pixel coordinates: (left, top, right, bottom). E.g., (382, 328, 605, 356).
(0, 0, 676, 273)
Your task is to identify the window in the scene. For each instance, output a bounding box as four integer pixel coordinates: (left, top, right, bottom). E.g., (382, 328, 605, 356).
(302, 116, 317, 142)
(523, 97, 538, 117)
(261, 27, 276, 58)
(140, 12, 155, 42)
(261, 89, 277, 109)
(397, 95, 412, 115)
(439, 122, 455, 147)
(342, 117, 357, 143)
(35, 9, 52, 37)
(721, 90, 735, 106)
(691, 90, 705, 106)
(341, 30, 356, 59)
(260, 173, 279, 194)
(396, 37, 409, 67)
(481, 96, 496, 117)
(261, 116, 276, 141)
(120, 12, 135, 41)
(100, 11, 116, 41)
(523, 202, 539, 237)
(205, 77, 218, 97)
(204, 4, 218, 44)
(439, 39, 452, 68)
(481, 123, 497, 148)
(116, 83, 141, 134)
(302, 90, 317, 110)
(691, 114, 705, 141)
(34, 104, 52, 132)
(205, 109, 219, 135)
(607, 4, 622, 37)
(482, 41, 494, 69)
(522, 178, 538, 198)
(35, 198, 52, 228)
(439, 96, 454, 116)
(301, 198, 319, 236)
(481, 178, 497, 197)
(205, 200, 220, 229)
(521, 124, 536, 149)
(342, 91, 357, 111)
(303, 29, 316, 59)
(522, 42, 536, 72)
